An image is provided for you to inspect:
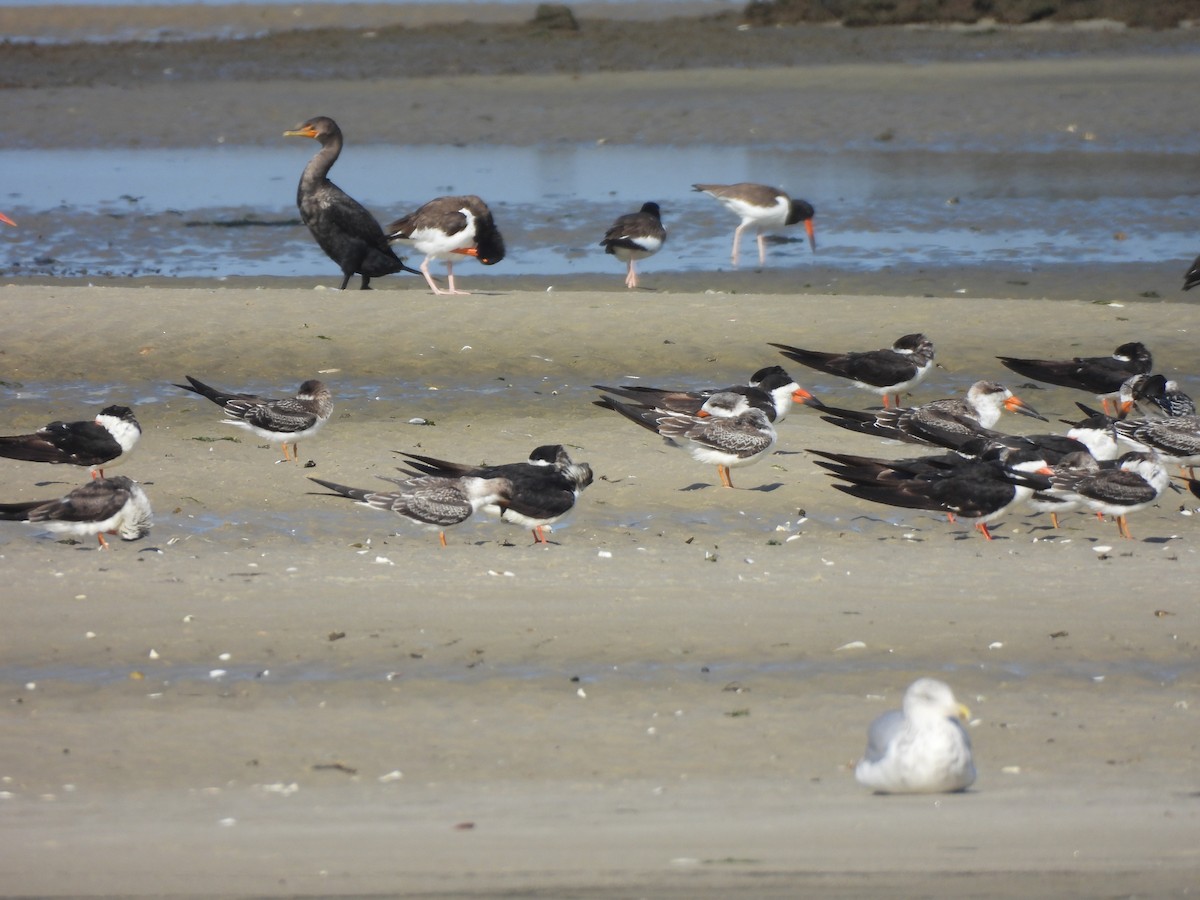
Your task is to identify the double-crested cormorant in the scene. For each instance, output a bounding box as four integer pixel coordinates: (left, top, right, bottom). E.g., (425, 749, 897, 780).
(385, 195, 505, 295)
(600, 201, 666, 289)
(693, 183, 816, 267)
(283, 116, 416, 290)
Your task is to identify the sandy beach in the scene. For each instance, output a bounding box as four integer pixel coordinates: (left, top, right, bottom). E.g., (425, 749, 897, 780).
(3, 284, 1198, 897)
(2, 3, 1199, 897)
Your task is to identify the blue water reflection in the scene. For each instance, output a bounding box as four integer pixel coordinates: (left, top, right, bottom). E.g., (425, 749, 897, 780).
(2, 144, 1197, 278)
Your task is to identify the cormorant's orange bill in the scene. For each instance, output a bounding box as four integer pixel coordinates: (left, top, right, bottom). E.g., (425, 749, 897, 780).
(283, 124, 320, 139)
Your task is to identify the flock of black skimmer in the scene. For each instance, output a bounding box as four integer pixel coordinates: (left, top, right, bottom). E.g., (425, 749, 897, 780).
(4, 333, 1190, 548)
(596, 336, 1193, 542)
(2, 116, 1198, 548)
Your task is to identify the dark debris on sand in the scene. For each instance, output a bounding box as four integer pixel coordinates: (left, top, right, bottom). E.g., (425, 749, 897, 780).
(3, 2, 1200, 90)
(745, 0, 1200, 29)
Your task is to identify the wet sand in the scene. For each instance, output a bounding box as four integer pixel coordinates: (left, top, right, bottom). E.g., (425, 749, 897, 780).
(2, 4, 1200, 897)
(2, 284, 1199, 898)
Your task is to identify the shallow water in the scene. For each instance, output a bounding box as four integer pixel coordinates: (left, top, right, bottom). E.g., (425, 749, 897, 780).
(4, 142, 1195, 282)
(1, 651, 1192, 688)
(2, 144, 1197, 280)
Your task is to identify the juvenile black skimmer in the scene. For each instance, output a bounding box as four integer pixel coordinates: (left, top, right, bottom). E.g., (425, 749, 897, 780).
(310, 474, 509, 547)
(596, 392, 777, 488)
(384, 195, 505, 295)
(691, 183, 815, 267)
(1125, 374, 1196, 418)
(0, 405, 140, 477)
(1112, 414, 1200, 475)
(814, 380, 1045, 449)
(855, 678, 975, 795)
(174, 376, 333, 462)
(0, 476, 152, 549)
(284, 116, 419, 290)
(770, 333, 935, 408)
(997, 341, 1152, 413)
(593, 365, 812, 423)
(1050, 450, 1169, 539)
(1025, 449, 1103, 528)
(394, 444, 593, 544)
(0, 212, 15, 227)
(600, 202, 666, 289)
(821, 446, 1053, 540)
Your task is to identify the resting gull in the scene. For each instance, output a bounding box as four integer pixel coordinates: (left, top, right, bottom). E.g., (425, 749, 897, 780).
(855, 678, 976, 794)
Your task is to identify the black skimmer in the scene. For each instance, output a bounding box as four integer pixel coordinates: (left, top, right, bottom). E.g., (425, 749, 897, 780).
(691, 183, 815, 267)
(0, 476, 152, 549)
(0, 405, 141, 477)
(770, 333, 935, 408)
(960, 430, 1099, 467)
(284, 116, 418, 290)
(596, 392, 777, 488)
(1111, 414, 1200, 475)
(384, 195, 505, 295)
(310, 474, 509, 547)
(592, 365, 812, 423)
(1125, 374, 1196, 418)
(1183, 254, 1200, 291)
(855, 678, 975, 795)
(997, 341, 1152, 414)
(394, 444, 593, 544)
(600, 202, 665, 289)
(919, 411, 1110, 467)
(174, 376, 333, 462)
(822, 446, 1053, 540)
(814, 380, 1045, 449)
(810, 445, 988, 487)
(1025, 449, 1103, 528)
(1061, 403, 1123, 462)
(1049, 450, 1169, 539)
(0, 212, 15, 227)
